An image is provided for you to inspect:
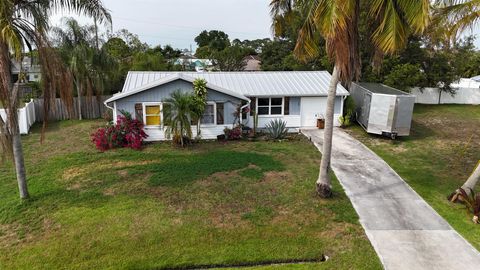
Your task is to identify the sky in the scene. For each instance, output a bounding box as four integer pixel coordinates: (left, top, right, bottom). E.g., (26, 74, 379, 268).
(51, 0, 273, 51)
(51, 0, 480, 50)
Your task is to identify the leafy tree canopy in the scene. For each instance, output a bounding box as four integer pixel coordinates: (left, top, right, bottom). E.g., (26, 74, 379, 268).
(194, 30, 231, 51)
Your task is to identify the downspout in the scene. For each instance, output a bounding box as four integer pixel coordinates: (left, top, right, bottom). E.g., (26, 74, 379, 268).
(239, 99, 250, 126)
(103, 100, 115, 123)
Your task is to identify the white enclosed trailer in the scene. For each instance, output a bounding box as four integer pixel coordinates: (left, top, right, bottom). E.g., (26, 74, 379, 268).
(350, 82, 415, 139)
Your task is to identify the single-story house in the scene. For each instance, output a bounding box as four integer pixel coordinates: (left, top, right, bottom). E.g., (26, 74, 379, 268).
(104, 71, 349, 141)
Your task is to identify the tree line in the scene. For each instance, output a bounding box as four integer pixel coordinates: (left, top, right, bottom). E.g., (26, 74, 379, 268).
(48, 14, 480, 100)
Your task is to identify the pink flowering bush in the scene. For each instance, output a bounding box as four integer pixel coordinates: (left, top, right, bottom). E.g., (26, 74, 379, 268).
(92, 111, 148, 151)
(224, 126, 242, 140)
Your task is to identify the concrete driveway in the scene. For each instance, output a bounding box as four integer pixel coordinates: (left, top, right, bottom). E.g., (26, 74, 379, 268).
(302, 128, 480, 270)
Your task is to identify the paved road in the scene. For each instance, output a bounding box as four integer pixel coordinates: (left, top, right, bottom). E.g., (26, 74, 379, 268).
(302, 128, 480, 270)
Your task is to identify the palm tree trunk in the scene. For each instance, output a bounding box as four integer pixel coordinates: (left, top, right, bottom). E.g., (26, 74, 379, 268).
(94, 17, 99, 50)
(197, 119, 201, 137)
(77, 82, 83, 120)
(449, 161, 480, 201)
(180, 122, 184, 147)
(0, 40, 29, 199)
(461, 161, 480, 194)
(316, 65, 339, 198)
(12, 132, 29, 199)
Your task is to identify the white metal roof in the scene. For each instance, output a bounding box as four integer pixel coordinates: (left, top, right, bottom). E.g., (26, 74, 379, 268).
(120, 71, 349, 98)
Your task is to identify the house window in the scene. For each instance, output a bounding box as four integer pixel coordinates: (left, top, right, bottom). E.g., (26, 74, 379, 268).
(145, 104, 161, 126)
(257, 97, 283, 115)
(216, 103, 224, 125)
(201, 103, 215, 125)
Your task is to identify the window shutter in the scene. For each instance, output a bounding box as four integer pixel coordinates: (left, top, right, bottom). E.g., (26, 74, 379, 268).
(284, 97, 290, 115)
(250, 97, 256, 116)
(216, 103, 224, 125)
(135, 103, 143, 122)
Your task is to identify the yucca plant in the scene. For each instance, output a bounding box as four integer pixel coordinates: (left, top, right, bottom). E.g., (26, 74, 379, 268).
(265, 119, 288, 140)
(449, 187, 480, 224)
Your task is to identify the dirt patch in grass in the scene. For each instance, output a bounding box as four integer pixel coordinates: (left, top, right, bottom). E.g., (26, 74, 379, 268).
(0, 224, 20, 248)
(262, 171, 291, 183)
(316, 222, 358, 240)
(62, 160, 156, 190)
(209, 208, 251, 229)
(103, 173, 158, 197)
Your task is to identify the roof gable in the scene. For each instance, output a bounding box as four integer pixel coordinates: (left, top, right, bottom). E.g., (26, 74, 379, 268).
(106, 73, 249, 104)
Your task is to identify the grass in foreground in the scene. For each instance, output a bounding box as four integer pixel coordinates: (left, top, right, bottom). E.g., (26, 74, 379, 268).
(347, 104, 480, 250)
(0, 120, 381, 269)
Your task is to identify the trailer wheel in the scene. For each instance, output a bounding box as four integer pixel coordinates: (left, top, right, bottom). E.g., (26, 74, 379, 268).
(390, 133, 397, 140)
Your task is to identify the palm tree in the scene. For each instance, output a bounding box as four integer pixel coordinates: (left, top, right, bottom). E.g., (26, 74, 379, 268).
(53, 18, 115, 120)
(438, 1, 480, 42)
(270, 0, 430, 197)
(163, 90, 194, 147)
(191, 78, 208, 138)
(0, 0, 110, 199)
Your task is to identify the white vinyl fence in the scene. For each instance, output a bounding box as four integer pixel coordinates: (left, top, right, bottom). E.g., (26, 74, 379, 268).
(0, 99, 36, 134)
(411, 87, 480, 105)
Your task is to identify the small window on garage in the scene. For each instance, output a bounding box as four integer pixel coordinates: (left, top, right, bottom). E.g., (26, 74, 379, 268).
(145, 104, 161, 126)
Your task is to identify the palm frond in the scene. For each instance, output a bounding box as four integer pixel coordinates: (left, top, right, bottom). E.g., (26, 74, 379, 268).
(50, 0, 111, 25)
(370, 0, 430, 55)
(294, 0, 359, 82)
(269, 0, 296, 36)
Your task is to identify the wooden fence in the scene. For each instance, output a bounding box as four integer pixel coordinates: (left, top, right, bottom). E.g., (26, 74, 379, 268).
(33, 95, 112, 121)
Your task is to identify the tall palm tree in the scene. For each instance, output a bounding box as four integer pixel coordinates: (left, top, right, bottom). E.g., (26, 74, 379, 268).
(163, 90, 194, 147)
(54, 18, 115, 120)
(0, 0, 110, 199)
(271, 0, 430, 197)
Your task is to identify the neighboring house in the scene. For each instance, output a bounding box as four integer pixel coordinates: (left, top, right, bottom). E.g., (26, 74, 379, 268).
(243, 55, 261, 71)
(11, 56, 41, 83)
(174, 57, 214, 72)
(104, 71, 349, 141)
(451, 76, 480, 88)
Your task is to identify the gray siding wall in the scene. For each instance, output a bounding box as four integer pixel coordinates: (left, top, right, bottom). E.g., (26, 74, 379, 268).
(224, 101, 238, 125)
(114, 79, 243, 124)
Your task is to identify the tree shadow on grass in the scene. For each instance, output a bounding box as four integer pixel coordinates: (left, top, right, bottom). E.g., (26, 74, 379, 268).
(128, 150, 284, 187)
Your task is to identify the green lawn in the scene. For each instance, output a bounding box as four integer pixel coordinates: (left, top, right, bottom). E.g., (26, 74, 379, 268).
(0, 120, 381, 269)
(346, 104, 480, 250)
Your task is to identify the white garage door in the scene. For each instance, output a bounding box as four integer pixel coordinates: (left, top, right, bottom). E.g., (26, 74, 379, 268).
(301, 97, 327, 127)
(301, 97, 343, 127)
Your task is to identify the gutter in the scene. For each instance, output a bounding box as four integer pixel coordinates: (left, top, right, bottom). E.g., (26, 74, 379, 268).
(104, 100, 114, 111)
